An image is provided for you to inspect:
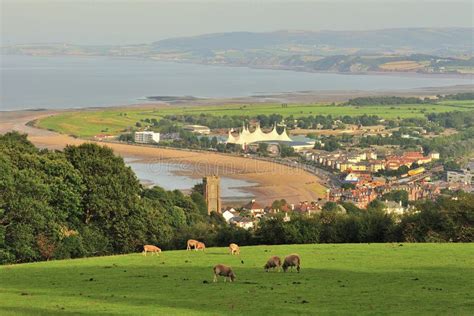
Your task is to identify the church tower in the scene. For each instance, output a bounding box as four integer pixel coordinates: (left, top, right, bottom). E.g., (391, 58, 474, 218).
(203, 176, 221, 215)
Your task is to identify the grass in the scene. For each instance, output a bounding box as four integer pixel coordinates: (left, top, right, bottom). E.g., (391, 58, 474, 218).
(1, 243, 473, 315)
(36, 100, 474, 138)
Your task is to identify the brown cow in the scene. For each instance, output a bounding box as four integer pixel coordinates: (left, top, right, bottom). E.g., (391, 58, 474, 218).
(196, 242, 206, 251)
(142, 245, 161, 256)
(264, 256, 282, 272)
(229, 243, 240, 255)
(282, 254, 301, 272)
(187, 239, 199, 251)
(213, 264, 236, 282)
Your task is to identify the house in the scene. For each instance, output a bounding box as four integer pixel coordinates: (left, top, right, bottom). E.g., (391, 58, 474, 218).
(243, 199, 265, 217)
(446, 161, 473, 186)
(222, 209, 238, 223)
(430, 152, 440, 160)
(94, 134, 114, 141)
(327, 187, 378, 209)
(293, 201, 321, 215)
(135, 131, 160, 144)
(229, 216, 254, 230)
(383, 200, 406, 215)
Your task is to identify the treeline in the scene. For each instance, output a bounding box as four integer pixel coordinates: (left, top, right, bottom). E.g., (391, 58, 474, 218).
(346, 93, 474, 106)
(439, 92, 474, 100)
(162, 113, 382, 130)
(426, 111, 474, 129)
(346, 96, 432, 106)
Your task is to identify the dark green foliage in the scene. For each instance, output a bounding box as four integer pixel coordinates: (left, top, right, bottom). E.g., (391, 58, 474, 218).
(382, 190, 409, 207)
(0, 132, 221, 264)
(118, 133, 134, 142)
(347, 96, 429, 106)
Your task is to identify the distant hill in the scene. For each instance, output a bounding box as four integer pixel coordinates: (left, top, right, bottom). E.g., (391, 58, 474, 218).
(152, 28, 473, 54)
(3, 28, 473, 75)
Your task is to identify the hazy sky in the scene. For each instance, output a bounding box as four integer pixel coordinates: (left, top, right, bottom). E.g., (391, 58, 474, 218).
(1, 0, 473, 45)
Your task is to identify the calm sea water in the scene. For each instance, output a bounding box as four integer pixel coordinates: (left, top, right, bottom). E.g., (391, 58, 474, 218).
(1, 55, 472, 111)
(126, 160, 255, 200)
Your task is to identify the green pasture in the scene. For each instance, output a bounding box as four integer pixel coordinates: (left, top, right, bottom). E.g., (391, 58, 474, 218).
(36, 100, 474, 138)
(1, 243, 473, 315)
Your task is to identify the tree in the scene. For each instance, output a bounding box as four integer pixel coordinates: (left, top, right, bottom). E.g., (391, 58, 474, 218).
(382, 190, 409, 207)
(258, 142, 269, 156)
(322, 202, 339, 212)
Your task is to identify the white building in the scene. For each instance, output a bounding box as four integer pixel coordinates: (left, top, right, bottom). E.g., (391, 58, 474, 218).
(227, 122, 292, 148)
(229, 216, 254, 230)
(222, 209, 238, 223)
(135, 131, 160, 144)
(383, 200, 406, 215)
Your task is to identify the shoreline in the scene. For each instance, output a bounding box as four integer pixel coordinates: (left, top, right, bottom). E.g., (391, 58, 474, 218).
(0, 109, 327, 206)
(4, 53, 474, 79)
(2, 83, 474, 113)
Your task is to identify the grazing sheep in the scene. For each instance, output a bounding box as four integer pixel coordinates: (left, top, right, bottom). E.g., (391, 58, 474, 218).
(213, 264, 236, 282)
(229, 243, 240, 255)
(282, 254, 301, 273)
(187, 239, 199, 251)
(264, 256, 282, 272)
(196, 242, 206, 251)
(142, 245, 161, 256)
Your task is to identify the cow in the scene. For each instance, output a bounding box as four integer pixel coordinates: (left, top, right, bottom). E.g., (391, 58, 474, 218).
(196, 242, 206, 251)
(264, 256, 282, 272)
(213, 264, 236, 282)
(142, 245, 161, 256)
(229, 243, 240, 255)
(282, 254, 301, 273)
(187, 239, 199, 251)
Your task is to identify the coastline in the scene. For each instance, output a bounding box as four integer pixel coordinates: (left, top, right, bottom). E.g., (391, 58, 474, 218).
(2, 83, 474, 113)
(4, 53, 473, 79)
(0, 109, 327, 206)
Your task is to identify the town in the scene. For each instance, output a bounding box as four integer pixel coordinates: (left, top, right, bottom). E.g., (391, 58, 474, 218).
(92, 95, 474, 230)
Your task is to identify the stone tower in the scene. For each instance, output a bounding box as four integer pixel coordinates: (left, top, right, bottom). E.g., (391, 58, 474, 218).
(203, 175, 221, 214)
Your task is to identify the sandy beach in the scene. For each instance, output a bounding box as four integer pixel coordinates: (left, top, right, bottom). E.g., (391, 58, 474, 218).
(0, 109, 326, 206)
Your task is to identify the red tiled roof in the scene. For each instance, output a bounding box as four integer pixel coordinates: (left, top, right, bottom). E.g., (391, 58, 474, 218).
(244, 200, 264, 210)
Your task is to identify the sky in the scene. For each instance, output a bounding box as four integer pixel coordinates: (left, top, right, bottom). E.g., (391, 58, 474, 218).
(1, 0, 473, 45)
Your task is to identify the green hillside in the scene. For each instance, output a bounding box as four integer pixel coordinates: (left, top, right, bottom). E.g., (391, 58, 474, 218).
(1, 243, 473, 315)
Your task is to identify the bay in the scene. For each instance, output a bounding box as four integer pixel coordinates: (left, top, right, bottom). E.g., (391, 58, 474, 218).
(1, 55, 472, 111)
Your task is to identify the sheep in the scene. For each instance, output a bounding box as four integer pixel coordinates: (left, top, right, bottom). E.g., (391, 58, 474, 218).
(187, 239, 199, 251)
(282, 254, 301, 273)
(196, 242, 206, 251)
(142, 245, 161, 256)
(264, 256, 282, 272)
(213, 264, 236, 282)
(229, 243, 240, 255)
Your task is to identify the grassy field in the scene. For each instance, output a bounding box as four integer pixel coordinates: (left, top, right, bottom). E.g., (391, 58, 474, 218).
(36, 100, 474, 138)
(1, 243, 473, 315)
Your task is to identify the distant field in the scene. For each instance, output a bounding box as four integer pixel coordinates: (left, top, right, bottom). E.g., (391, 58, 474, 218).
(1, 243, 472, 315)
(36, 100, 474, 138)
(379, 61, 425, 71)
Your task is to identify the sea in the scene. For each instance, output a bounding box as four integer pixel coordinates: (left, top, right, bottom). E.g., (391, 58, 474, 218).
(1, 54, 473, 111)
